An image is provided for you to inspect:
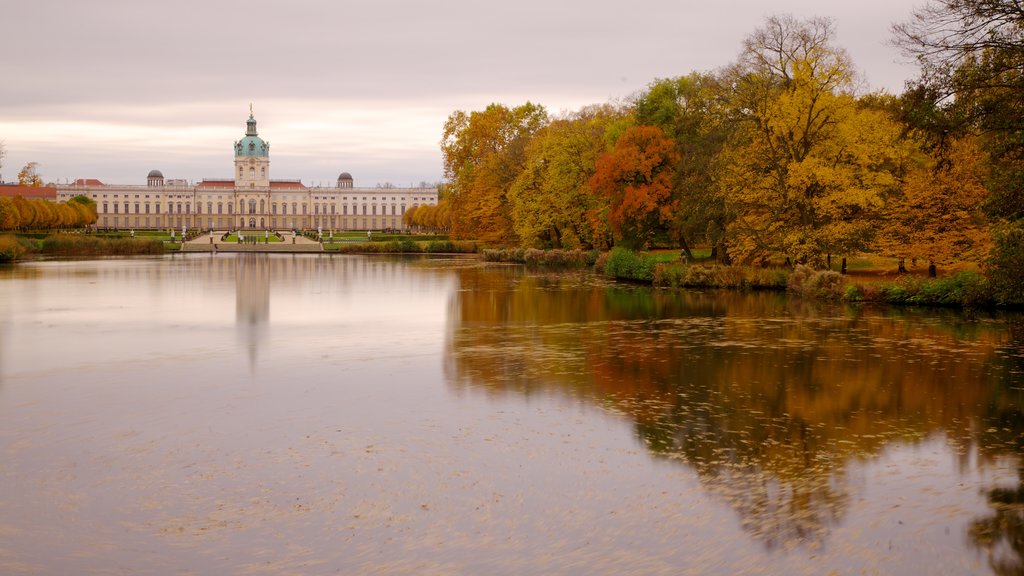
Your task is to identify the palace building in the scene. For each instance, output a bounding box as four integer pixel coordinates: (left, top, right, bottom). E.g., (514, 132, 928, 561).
(56, 111, 438, 231)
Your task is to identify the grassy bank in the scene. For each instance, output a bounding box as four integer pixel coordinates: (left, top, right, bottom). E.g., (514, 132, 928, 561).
(326, 239, 478, 254)
(598, 247, 1003, 308)
(481, 248, 599, 268)
(0, 233, 164, 260)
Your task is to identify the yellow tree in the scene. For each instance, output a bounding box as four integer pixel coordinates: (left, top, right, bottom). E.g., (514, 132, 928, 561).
(17, 162, 42, 187)
(0, 197, 19, 230)
(719, 16, 908, 267)
(508, 104, 630, 249)
(441, 102, 547, 244)
(877, 136, 992, 276)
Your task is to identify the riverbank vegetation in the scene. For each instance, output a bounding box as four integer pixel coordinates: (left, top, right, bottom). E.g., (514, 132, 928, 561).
(0, 233, 163, 261)
(0, 195, 97, 231)
(435, 7, 1024, 305)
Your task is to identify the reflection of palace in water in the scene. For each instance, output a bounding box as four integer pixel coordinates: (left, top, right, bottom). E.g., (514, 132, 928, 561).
(235, 254, 271, 369)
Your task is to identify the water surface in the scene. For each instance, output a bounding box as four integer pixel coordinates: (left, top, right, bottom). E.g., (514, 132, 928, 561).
(1, 254, 1022, 575)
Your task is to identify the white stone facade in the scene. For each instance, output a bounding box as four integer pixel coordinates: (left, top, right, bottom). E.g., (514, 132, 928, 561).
(55, 113, 437, 232)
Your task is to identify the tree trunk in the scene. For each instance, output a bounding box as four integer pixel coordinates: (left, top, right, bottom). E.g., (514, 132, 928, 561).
(679, 236, 695, 262)
(928, 260, 937, 278)
(841, 257, 847, 275)
(827, 253, 832, 270)
(898, 258, 907, 274)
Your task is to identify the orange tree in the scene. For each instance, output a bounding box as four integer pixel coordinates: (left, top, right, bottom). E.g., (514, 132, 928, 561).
(588, 125, 679, 249)
(441, 102, 547, 244)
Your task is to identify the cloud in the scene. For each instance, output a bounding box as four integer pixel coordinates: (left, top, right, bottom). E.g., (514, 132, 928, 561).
(0, 0, 921, 184)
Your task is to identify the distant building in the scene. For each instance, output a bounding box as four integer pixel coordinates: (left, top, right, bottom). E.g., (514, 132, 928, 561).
(0, 184, 58, 201)
(56, 112, 437, 231)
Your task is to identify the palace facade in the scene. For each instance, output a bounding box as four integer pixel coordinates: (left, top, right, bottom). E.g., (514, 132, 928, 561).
(55, 112, 438, 231)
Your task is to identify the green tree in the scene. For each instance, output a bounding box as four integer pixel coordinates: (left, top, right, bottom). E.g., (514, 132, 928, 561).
(634, 73, 731, 261)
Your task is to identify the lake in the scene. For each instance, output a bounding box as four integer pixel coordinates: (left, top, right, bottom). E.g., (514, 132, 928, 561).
(0, 254, 1022, 575)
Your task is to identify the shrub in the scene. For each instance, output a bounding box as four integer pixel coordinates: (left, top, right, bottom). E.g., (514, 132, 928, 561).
(39, 235, 163, 256)
(787, 264, 846, 300)
(0, 235, 26, 262)
(987, 221, 1024, 305)
(603, 248, 656, 281)
(652, 263, 789, 290)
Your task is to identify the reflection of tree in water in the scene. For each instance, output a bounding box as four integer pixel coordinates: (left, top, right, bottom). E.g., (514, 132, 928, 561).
(445, 266, 1024, 551)
(969, 405, 1024, 576)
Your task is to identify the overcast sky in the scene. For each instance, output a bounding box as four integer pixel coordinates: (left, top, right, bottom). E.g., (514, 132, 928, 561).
(0, 0, 924, 187)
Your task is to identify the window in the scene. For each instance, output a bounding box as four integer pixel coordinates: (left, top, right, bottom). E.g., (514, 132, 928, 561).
(261, 167, 265, 179)
(249, 167, 255, 180)
(343, 205, 348, 215)
(282, 203, 287, 215)
(249, 142, 255, 153)
(103, 202, 108, 213)
(272, 203, 277, 215)
(113, 203, 118, 214)
(249, 200, 257, 214)
(186, 203, 191, 214)
(145, 203, 150, 214)
(218, 202, 223, 214)
(292, 202, 297, 215)
(239, 166, 243, 178)
(240, 199, 245, 213)
(330, 205, 335, 215)
(124, 202, 129, 215)
(155, 204, 160, 214)
(259, 199, 264, 213)
(228, 203, 233, 215)
(207, 202, 212, 214)
(302, 204, 307, 215)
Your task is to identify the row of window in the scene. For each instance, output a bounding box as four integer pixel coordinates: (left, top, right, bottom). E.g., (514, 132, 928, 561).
(99, 215, 405, 228)
(101, 201, 419, 216)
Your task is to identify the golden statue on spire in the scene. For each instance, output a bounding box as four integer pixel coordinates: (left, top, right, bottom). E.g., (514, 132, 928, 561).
(249, 102, 253, 115)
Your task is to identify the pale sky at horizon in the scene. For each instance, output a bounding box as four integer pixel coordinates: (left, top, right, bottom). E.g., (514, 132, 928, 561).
(1, 0, 925, 188)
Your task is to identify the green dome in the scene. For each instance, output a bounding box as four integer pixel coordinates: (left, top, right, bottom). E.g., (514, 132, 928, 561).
(234, 113, 269, 157)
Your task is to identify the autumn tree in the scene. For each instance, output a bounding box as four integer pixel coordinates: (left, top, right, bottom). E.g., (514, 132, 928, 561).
(508, 104, 630, 249)
(0, 196, 18, 230)
(895, 1, 1024, 292)
(877, 137, 992, 275)
(441, 102, 547, 244)
(68, 195, 98, 227)
(718, 15, 908, 266)
(634, 73, 731, 261)
(17, 162, 42, 187)
(588, 125, 679, 249)
(895, 1, 1024, 219)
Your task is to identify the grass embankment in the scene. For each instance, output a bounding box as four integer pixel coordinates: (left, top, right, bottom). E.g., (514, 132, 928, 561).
(490, 246, 1003, 308)
(0, 233, 164, 261)
(482, 248, 599, 268)
(326, 239, 478, 254)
